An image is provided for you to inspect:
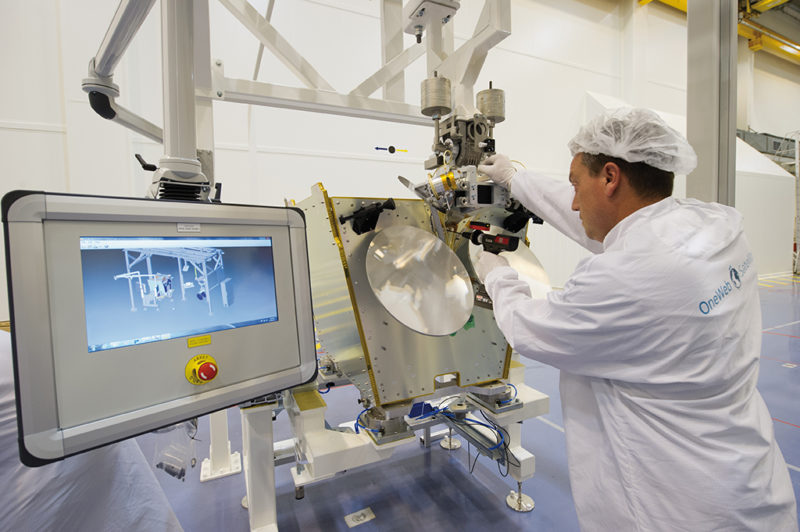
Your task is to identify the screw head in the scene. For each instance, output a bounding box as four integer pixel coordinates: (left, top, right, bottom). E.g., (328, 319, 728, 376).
(216, 91, 223, 97)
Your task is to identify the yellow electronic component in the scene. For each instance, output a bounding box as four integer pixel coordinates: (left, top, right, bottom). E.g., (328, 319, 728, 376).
(441, 172, 456, 191)
(428, 170, 458, 199)
(185, 354, 219, 385)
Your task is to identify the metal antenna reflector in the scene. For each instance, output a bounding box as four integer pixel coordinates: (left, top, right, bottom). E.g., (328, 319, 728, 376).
(467, 239, 551, 299)
(366, 225, 474, 336)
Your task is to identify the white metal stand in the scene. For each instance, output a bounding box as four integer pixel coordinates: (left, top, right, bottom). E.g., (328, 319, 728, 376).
(439, 427, 461, 450)
(241, 403, 278, 532)
(284, 390, 407, 491)
(200, 410, 242, 482)
(507, 482, 535, 513)
(495, 359, 544, 508)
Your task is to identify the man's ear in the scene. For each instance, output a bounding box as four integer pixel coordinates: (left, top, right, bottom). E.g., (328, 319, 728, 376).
(602, 162, 622, 197)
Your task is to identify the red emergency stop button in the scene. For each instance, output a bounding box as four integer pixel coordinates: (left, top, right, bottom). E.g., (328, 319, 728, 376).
(197, 362, 217, 381)
(185, 354, 219, 385)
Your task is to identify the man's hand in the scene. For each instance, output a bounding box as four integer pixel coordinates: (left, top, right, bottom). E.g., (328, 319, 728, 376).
(474, 249, 510, 283)
(478, 154, 516, 188)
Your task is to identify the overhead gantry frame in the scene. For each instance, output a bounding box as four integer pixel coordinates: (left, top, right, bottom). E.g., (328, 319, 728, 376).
(82, 0, 511, 201)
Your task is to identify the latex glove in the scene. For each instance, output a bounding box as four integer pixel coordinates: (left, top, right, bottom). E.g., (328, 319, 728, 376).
(474, 249, 510, 284)
(477, 153, 516, 188)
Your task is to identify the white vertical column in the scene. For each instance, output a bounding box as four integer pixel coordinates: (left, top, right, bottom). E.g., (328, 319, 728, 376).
(159, 0, 202, 176)
(795, 138, 799, 274)
(200, 409, 242, 482)
(209, 410, 231, 467)
(426, 21, 446, 76)
(241, 404, 278, 532)
(380, 0, 405, 102)
(620, 0, 648, 107)
(686, 0, 738, 206)
(736, 37, 755, 131)
(193, 0, 215, 189)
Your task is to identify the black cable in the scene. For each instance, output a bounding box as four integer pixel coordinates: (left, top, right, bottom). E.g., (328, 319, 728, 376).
(478, 411, 520, 474)
(497, 455, 510, 477)
(436, 396, 460, 411)
(441, 405, 523, 477)
(470, 447, 481, 474)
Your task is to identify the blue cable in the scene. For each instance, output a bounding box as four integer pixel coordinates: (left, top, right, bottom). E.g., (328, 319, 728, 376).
(318, 383, 333, 394)
(465, 416, 505, 450)
(442, 411, 505, 450)
(499, 383, 518, 405)
(487, 431, 505, 451)
(354, 408, 381, 434)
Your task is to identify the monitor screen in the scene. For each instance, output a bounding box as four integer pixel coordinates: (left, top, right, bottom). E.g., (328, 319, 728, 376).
(5, 191, 316, 465)
(80, 236, 278, 352)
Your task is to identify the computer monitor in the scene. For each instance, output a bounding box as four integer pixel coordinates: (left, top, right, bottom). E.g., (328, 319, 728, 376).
(3, 191, 316, 466)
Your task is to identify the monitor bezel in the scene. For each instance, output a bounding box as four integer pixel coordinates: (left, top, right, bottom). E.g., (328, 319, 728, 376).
(3, 191, 317, 466)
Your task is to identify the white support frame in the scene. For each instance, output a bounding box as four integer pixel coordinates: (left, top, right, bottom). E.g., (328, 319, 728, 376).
(277, 378, 547, 507)
(241, 403, 279, 532)
(86, 0, 512, 164)
(208, 0, 511, 124)
(217, 0, 334, 91)
(686, 0, 738, 205)
(208, 66, 431, 126)
(378, 0, 406, 101)
(93, 0, 158, 78)
(430, 0, 510, 117)
(200, 410, 242, 482)
(158, 0, 203, 177)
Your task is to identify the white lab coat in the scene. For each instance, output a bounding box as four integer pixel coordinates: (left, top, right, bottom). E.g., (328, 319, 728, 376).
(484, 171, 798, 531)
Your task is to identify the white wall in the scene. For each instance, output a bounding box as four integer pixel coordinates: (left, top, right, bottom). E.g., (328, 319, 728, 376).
(1, 0, 799, 321)
(751, 51, 800, 137)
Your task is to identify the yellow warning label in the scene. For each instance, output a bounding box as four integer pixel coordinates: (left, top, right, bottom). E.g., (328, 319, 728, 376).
(187, 335, 211, 348)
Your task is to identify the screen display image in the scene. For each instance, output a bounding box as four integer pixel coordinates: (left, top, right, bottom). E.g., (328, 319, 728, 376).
(80, 236, 278, 352)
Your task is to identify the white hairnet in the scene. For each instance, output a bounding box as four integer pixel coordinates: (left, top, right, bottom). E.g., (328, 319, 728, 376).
(568, 108, 697, 175)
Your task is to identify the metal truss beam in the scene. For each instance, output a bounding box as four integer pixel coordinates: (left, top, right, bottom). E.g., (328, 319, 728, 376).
(210, 63, 430, 126)
(218, 0, 335, 91)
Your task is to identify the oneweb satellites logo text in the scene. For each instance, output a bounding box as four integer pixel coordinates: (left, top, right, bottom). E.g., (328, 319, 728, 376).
(698, 253, 753, 315)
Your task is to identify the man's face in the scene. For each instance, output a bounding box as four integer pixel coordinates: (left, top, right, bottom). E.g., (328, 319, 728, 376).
(569, 154, 612, 242)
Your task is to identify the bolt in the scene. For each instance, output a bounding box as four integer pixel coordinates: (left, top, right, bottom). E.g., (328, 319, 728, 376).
(442, 15, 451, 24)
(417, 8, 426, 17)
(215, 60, 222, 66)
(217, 91, 223, 97)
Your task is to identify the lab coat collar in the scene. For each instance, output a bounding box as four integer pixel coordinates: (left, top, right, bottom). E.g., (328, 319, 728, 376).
(602, 196, 676, 251)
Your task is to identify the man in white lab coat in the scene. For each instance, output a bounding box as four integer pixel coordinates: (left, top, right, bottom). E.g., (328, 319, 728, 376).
(476, 108, 798, 531)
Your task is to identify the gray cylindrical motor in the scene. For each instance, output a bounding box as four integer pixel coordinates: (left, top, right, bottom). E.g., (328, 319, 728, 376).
(421, 74, 452, 117)
(476, 85, 505, 123)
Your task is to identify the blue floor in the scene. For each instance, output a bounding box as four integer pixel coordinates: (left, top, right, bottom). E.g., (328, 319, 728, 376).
(756, 274, 800, 508)
(139, 276, 800, 531)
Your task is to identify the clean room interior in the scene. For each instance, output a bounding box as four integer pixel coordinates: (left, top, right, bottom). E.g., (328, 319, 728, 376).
(1, 1, 799, 530)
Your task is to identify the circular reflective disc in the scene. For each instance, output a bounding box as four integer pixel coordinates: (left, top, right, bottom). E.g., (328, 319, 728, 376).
(366, 225, 474, 336)
(467, 238, 551, 299)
